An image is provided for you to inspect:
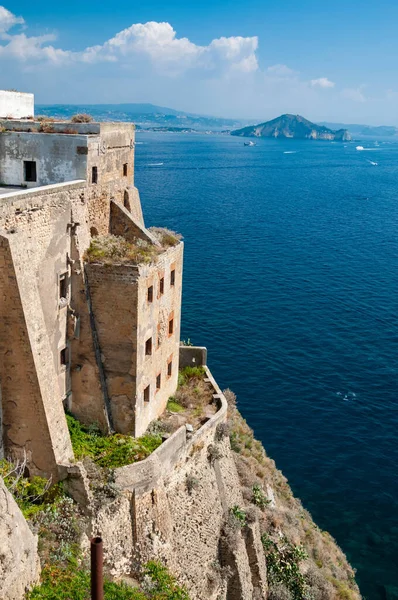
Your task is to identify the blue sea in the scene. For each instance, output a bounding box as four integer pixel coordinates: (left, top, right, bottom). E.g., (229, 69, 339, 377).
(134, 132, 398, 600)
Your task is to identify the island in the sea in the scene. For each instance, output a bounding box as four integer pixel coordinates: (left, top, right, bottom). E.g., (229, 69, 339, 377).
(231, 113, 351, 141)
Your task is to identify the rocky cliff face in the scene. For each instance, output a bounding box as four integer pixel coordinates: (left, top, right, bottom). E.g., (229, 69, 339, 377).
(72, 385, 361, 600)
(0, 376, 361, 600)
(0, 477, 40, 599)
(231, 114, 351, 141)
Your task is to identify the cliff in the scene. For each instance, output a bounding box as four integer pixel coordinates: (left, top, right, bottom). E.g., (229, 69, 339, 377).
(0, 355, 361, 600)
(231, 114, 351, 141)
(0, 477, 40, 599)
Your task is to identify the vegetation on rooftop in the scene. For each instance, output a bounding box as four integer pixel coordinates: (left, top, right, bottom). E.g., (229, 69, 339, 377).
(71, 113, 94, 123)
(157, 366, 215, 435)
(85, 234, 158, 265)
(85, 230, 181, 265)
(148, 227, 183, 247)
(66, 414, 162, 468)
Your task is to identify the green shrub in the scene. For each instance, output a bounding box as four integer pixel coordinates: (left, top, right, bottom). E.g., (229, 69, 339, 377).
(148, 227, 183, 248)
(142, 561, 190, 599)
(27, 560, 189, 600)
(85, 235, 159, 265)
(71, 113, 93, 123)
(251, 484, 271, 509)
(178, 366, 206, 387)
(0, 459, 65, 519)
(261, 535, 309, 600)
(167, 399, 184, 413)
(230, 505, 247, 527)
(66, 414, 162, 468)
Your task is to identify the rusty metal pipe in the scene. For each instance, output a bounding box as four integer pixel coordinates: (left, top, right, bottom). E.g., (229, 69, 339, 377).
(91, 536, 104, 600)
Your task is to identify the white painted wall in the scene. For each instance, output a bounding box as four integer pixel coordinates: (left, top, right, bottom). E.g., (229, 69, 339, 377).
(0, 132, 89, 187)
(0, 91, 34, 119)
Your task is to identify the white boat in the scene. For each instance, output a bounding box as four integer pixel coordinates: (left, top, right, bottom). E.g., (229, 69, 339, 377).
(356, 145, 364, 151)
(244, 141, 256, 146)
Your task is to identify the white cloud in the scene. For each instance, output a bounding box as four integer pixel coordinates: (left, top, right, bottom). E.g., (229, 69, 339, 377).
(310, 77, 335, 89)
(341, 86, 366, 102)
(266, 64, 297, 77)
(0, 5, 24, 33)
(0, 9, 258, 76)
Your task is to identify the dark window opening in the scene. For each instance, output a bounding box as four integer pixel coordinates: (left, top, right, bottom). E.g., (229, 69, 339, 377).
(92, 166, 98, 184)
(145, 337, 152, 356)
(123, 163, 128, 176)
(144, 385, 150, 403)
(159, 277, 164, 295)
(167, 360, 172, 377)
(24, 161, 37, 182)
(168, 318, 174, 336)
(147, 285, 153, 303)
(60, 347, 69, 368)
(90, 227, 99, 237)
(59, 273, 68, 300)
(156, 373, 161, 391)
(124, 190, 131, 211)
(170, 269, 175, 286)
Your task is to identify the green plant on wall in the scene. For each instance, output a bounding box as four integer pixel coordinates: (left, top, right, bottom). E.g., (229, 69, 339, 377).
(230, 505, 247, 527)
(251, 484, 271, 509)
(27, 560, 190, 600)
(261, 534, 310, 600)
(66, 413, 162, 468)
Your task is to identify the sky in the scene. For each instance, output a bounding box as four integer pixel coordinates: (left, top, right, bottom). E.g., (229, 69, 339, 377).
(1, 0, 398, 124)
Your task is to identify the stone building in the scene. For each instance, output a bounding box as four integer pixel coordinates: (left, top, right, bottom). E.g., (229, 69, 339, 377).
(0, 91, 183, 478)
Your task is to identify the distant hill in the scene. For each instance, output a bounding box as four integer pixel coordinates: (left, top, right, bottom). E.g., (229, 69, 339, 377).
(35, 103, 251, 132)
(319, 122, 398, 137)
(231, 114, 351, 141)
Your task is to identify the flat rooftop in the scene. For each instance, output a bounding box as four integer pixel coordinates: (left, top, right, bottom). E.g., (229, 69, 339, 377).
(0, 185, 23, 196)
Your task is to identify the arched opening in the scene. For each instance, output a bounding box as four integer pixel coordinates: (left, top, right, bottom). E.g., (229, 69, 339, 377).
(90, 227, 99, 237)
(124, 191, 131, 212)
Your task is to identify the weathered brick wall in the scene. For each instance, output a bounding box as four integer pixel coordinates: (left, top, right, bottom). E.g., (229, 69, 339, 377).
(0, 182, 98, 475)
(85, 263, 140, 434)
(85, 242, 183, 437)
(0, 236, 62, 476)
(135, 243, 183, 436)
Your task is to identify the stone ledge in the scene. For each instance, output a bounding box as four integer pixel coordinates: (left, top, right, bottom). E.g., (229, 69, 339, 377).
(113, 363, 228, 495)
(0, 179, 86, 203)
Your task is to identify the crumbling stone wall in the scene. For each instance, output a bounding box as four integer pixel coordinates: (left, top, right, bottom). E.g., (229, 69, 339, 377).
(90, 369, 267, 600)
(0, 476, 40, 599)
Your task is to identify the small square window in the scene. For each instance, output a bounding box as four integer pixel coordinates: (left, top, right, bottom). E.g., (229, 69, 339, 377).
(168, 318, 174, 336)
(147, 285, 153, 303)
(24, 161, 37, 182)
(60, 347, 69, 368)
(159, 277, 164, 295)
(167, 359, 172, 378)
(144, 385, 150, 403)
(156, 373, 161, 391)
(123, 163, 128, 176)
(59, 273, 68, 300)
(92, 166, 98, 184)
(145, 337, 152, 356)
(170, 269, 175, 286)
